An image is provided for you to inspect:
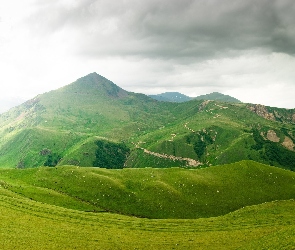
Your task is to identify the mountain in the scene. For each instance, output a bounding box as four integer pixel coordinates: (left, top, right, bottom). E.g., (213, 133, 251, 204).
(149, 91, 241, 103)
(0, 72, 295, 171)
(193, 92, 241, 103)
(149, 92, 192, 102)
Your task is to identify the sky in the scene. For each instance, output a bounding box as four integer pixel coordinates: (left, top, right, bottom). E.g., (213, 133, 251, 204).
(0, 0, 295, 113)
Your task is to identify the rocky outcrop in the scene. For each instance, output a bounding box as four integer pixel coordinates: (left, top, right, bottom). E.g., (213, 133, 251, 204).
(266, 130, 280, 142)
(199, 100, 211, 111)
(282, 136, 295, 151)
(249, 104, 295, 124)
(248, 104, 275, 120)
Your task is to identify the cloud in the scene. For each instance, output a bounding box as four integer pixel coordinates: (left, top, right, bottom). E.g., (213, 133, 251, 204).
(0, 0, 294, 109)
(26, 0, 295, 60)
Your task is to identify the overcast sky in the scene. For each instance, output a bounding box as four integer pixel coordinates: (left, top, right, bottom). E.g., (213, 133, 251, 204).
(0, 0, 295, 113)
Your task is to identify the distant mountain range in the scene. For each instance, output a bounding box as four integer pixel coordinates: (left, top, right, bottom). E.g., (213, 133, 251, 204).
(0, 72, 294, 171)
(149, 92, 241, 103)
(149, 92, 192, 102)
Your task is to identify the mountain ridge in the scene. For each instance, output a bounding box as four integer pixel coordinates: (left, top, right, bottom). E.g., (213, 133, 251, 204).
(149, 92, 192, 102)
(0, 72, 294, 170)
(149, 91, 241, 103)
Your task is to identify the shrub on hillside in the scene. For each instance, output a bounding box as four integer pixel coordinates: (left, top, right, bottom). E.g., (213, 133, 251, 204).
(93, 140, 130, 169)
(44, 153, 62, 167)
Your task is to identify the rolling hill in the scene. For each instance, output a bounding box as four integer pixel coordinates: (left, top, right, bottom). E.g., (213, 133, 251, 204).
(0, 160, 295, 249)
(1, 186, 294, 249)
(1, 160, 295, 219)
(0, 72, 294, 171)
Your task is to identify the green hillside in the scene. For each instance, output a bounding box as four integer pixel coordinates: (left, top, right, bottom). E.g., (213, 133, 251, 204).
(1, 160, 295, 219)
(128, 100, 295, 170)
(1, 162, 295, 249)
(1, 191, 295, 250)
(0, 72, 294, 170)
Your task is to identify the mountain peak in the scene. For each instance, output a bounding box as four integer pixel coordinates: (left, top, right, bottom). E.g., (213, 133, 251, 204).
(194, 92, 241, 103)
(67, 72, 128, 98)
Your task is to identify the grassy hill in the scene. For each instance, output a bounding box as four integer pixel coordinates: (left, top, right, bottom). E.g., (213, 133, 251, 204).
(1, 160, 295, 219)
(0, 161, 295, 249)
(1, 191, 295, 249)
(128, 100, 295, 170)
(0, 72, 294, 170)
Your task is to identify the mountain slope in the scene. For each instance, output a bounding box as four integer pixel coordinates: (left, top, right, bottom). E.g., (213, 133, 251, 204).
(0, 73, 177, 168)
(1, 185, 295, 249)
(0, 72, 294, 170)
(127, 100, 295, 170)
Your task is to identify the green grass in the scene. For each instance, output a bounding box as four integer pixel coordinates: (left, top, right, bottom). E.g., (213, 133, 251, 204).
(0, 186, 294, 249)
(1, 160, 295, 248)
(1, 160, 295, 219)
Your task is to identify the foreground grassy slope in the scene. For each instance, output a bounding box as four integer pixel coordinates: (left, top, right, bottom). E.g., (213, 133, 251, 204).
(1, 161, 295, 219)
(0, 186, 294, 249)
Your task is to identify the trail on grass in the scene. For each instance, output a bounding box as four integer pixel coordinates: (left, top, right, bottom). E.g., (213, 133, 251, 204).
(133, 142, 201, 167)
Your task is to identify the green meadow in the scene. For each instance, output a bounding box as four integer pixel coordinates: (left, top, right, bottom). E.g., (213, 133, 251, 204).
(1, 160, 295, 249)
(0, 189, 294, 250)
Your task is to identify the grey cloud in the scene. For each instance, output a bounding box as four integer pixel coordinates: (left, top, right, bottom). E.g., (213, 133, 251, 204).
(27, 0, 295, 60)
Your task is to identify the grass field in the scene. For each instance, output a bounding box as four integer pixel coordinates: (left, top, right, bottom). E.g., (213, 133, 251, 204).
(0, 187, 294, 249)
(1, 160, 295, 219)
(1, 160, 295, 249)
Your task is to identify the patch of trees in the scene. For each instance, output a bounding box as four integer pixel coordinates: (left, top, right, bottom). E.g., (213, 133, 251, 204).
(251, 128, 295, 171)
(93, 140, 130, 169)
(251, 129, 264, 150)
(16, 161, 25, 169)
(44, 153, 62, 167)
(186, 130, 214, 160)
(264, 142, 295, 171)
